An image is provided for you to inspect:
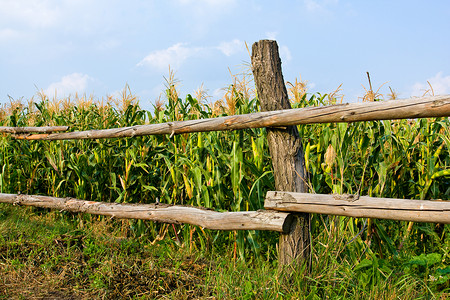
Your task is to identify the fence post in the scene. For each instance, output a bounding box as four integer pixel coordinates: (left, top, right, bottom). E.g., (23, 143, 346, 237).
(251, 40, 310, 271)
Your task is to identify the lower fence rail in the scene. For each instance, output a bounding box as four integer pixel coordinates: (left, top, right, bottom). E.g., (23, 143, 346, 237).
(1, 191, 449, 232)
(265, 191, 450, 224)
(0, 193, 291, 232)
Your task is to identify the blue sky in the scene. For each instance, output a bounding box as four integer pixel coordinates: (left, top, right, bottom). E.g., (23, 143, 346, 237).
(1, 0, 449, 109)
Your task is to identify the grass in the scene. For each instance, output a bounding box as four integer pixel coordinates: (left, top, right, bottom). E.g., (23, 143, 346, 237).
(0, 204, 209, 299)
(1, 203, 447, 299)
(0, 70, 449, 298)
(0, 203, 447, 299)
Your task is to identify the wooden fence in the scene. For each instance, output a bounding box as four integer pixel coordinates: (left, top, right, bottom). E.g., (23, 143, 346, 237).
(1, 40, 449, 268)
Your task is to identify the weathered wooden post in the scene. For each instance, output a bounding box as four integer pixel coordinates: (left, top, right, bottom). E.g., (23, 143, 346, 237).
(251, 40, 310, 270)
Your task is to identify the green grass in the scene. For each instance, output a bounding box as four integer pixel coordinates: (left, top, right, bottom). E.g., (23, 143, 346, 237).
(1, 203, 447, 299)
(0, 75, 449, 298)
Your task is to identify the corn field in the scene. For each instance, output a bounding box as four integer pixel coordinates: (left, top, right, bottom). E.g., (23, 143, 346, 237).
(1, 74, 449, 291)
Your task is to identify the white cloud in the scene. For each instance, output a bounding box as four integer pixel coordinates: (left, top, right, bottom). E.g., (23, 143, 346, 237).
(0, 0, 112, 42)
(171, 0, 237, 36)
(0, 28, 21, 41)
(137, 43, 202, 70)
(0, 0, 63, 29)
(212, 87, 226, 100)
(279, 45, 292, 63)
(44, 73, 92, 97)
(411, 72, 450, 97)
(94, 38, 121, 51)
(304, 0, 322, 12)
(172, 0, 237, 20)
(138, 40, 246, 71)
(303, 0, 338, 14)
(175, 0, 236, 9)
(265, 32, 278, 40)
(217, 39, 244, 56)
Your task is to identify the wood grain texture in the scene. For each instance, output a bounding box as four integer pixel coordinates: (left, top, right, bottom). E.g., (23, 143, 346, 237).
(251, 39, 310, 268)
(0, 126, 69, 134)
(265, 191, 450, 224)
(11, 94, 450, 140)
(0, 193, 291, 232)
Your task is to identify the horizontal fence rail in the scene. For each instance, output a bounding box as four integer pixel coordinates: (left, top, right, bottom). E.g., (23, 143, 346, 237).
(0, 193, 291, 232)
(10, 95, 450, 140)
(265, 191, 450, 224)
(0, 126, 69, 134)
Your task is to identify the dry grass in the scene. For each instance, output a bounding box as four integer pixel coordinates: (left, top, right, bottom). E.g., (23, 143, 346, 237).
(287, 76, 309, 104)
(0, 264, 89, 299)
(387, 86, 399, 100)
(112, 85, 139, 113)
(212, 68, 256, 116)
(360, 72, 387, 102)
(0, 206, 211, 299)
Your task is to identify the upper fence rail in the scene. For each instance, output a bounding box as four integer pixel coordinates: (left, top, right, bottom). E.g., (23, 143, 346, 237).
(4, 95, 450, 140)
(0, 126, 69, 134)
